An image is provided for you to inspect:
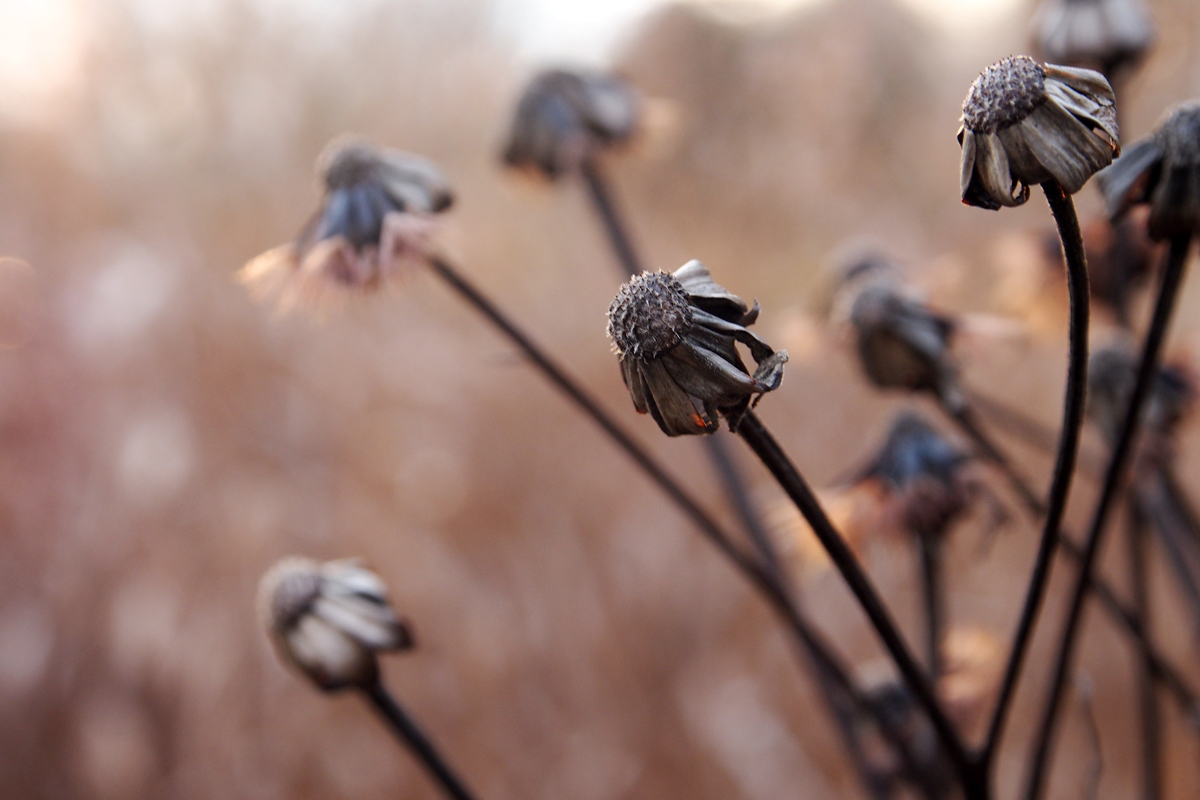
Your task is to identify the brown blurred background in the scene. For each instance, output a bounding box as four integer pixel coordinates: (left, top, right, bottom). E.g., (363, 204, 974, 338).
(0, 0, 1199, 797)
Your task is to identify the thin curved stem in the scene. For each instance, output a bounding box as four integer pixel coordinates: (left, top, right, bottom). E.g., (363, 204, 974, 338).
(736, 411, 978, 790)
(1022, 232, 1193, 800)
(363, 682, 479, 800)
(981, 183, 1090, 766)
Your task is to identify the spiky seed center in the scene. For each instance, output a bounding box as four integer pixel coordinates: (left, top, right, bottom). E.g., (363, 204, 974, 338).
(1158, 103, 1200, 166)
(323, 143, 383, 190)
(962, 56, 1046, 135)
(607, 271, 694, 360)
(270, 569, 322, 631)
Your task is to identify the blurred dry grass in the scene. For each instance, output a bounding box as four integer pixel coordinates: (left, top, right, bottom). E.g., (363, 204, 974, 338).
(0, 0, 1199, 797)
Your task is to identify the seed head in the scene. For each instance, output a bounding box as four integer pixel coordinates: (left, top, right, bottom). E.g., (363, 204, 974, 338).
(962, 56, 1047, 134)
(607, 271, 694, 360)
(1157, 104, 1200, 166)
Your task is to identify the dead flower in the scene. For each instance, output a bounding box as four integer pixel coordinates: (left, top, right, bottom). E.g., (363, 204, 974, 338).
(607, 260, 787, 436)
(959, 55, 1119, 210)
(258, 556, 413, 692)
(240, 138, 453, 312)
(502, 69, 639, 179)
(1099, 101, 1200, 240)
(1033, 0, 1155, 77)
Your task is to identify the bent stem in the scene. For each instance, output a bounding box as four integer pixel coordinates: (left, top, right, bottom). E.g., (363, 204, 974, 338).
(1022, 232, 1193, 800)
(423, 254, 911, 794)
(1126, 502, 1161, 800)
(980, 182, 1090, 767)
(736, 410, 979, 792)
(362, 681, 479, 800)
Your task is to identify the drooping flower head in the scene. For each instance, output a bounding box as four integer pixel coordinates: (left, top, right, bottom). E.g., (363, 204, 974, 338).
(959, 56, 1119, 209)
(607, 260, 787, 436)
(240, 138, 454, 311)
(503, 69, 639, 180)
(1098, 101, 1200, 240)
(258, 556, 413, 692)
(1087, 344, 1194, 446)
(847, 281, 965, 414)
(1033, 0, 1156, 78)
(857, 413, 973, 537)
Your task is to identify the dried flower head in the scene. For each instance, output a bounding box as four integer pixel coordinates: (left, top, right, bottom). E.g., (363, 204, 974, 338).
(240, 138, 453, 312)
(1033, 0, 1155, 76)
(1087, 344, 1194, 446)
(1098, 101, 1200, 240)
(959, 56, 1119, 209)
(848, 282, 965, 413)
(858, 413, 972, 536)
(503, 69, 639, 179)
(258, 556, 413, 692)
(607, 260, 788, 436)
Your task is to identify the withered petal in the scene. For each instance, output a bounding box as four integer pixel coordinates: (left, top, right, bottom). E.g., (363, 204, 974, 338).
(1097, 138, 1163, 219)
(640, 358, 716, 436)
(1019, 100, 1115, 193)
(674, 259, 750, 321)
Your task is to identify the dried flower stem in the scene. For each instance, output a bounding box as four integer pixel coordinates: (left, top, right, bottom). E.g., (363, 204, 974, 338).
(580, 158, 641, 279)
(917, 530, 945, 679)
(735, 410, 977, 789)
(1127, 503, 1162, 800)
(362, 682, 479, 800)
(962, 388, 1103, 480)
(424, 254, 914, 797)
(980, 183, 1090, 768)
(1022, 232, 1193, 800)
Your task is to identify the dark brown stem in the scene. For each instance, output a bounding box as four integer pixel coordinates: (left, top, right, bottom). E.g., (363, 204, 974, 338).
(1022, 232, 1192, 800)
(918, 530, 945, 679)
(981, 183, 1091, 767)
(362, 682, 479, 800)
(736, 411, 979, 791)
(1127, 501, 1161, 800)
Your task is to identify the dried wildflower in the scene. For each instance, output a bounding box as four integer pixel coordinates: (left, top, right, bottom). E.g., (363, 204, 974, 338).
(503, 69, 639, 179)
(858, 414, 972, 536)
(1099, 101, 1200, 240)
(258, 556, 413, 692)
(959, 56, 1119, 210)
(240, 138, 453, 311)
(1087, 344, 1193, 446)
(848, 282, 965, 413)
(1033, 0, 1155, 77)
(607, 260, 787, 436)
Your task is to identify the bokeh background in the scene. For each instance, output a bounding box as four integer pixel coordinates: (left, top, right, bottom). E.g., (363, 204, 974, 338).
(1, 0, 1199, 797)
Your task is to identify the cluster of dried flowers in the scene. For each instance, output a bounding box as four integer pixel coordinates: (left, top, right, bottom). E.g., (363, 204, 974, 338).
(238, 0, 1200, 796)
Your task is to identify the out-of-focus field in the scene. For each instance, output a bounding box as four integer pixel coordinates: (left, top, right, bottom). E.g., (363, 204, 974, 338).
(0, 0, 1199, 798)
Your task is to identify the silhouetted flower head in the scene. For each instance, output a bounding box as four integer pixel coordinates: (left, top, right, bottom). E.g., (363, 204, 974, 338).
(1033, 0, 1155, 77)
(1099, 101, 1200, 240)
(258, 556, 413, 692)
(240, 138, 453, 311)
(1087, 344, 1194, 445)
(607, 260, 787, 436)
(848, 282, 964, 413)
(1042, 214, 1156, 325)
(858, 413, 972, 536)
(503, 69, 639, 179)
(959, 56, 1119, 209)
